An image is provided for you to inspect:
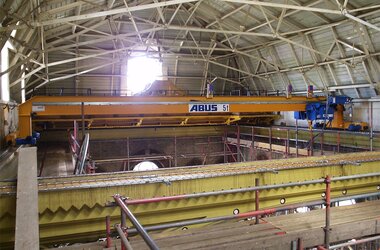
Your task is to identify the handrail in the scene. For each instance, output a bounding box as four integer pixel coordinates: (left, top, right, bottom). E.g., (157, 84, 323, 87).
(113, 194, 159, 250)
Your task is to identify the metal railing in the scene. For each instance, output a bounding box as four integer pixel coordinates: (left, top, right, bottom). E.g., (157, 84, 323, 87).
(29, 87, 286, 97)
(113, 194, 159, 250)
(104, 171, 380, 249)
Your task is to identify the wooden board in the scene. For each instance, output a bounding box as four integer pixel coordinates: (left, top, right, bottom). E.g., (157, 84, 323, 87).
(14, 147, 39, 250)
(129, 200, 380, 250)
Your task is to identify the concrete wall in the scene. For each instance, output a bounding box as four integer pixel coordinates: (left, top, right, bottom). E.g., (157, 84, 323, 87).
(351, 102, 380, 131)
(274, 111, 309, 128)
(90, 136, 224, 172)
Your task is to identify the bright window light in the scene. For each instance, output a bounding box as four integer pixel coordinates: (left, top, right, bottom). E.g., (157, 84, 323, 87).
(127, 56, 162, 94)
(133, 161, 159, 171)
(1, 29, 16, 102)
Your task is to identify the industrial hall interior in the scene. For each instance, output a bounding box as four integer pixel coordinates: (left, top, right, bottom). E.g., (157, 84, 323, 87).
(1, 0, 380, 249)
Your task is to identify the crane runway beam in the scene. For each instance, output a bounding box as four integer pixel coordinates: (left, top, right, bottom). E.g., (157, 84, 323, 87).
(0, 152, 379, 247)
(18, 95, 324, 138)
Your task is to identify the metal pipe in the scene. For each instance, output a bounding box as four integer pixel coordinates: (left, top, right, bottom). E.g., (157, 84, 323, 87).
(309, 129, 314, 156)
(255, 178, 260, 224)
(297, 238, 303, 250)
(74, 133, 90, 175)
(114, 195, 159, 250)
(343, 12, 380, 33)
(123, 172, 380, 206)
(106, 216, 112, 248)
(115, 224, 134, 250)
(223, 128, 227, 163)
(237, 125, 241, 162)
(320, 132, 324, 155)
(81, 102, 85, 138)
(295, 120, 299, 157)
(126, 191, 380, 234)
(317, 246, 328, 250)
(286, 129, 289, 158)
(329, 235, 380, 249)
(251, 127, 255, 161)
(269, 127, 272, 159)
(73, 120, 78, 152)
(337, 132, 340, 153)
(121, 208, 127, 250)
(174, 135, 177, 167)
(240, 125, 379, 136)
(94, 155, 173, 163)
(324, 176, 331, 248)
(370, 102, 373, 151)
(127, 137, 130, 171)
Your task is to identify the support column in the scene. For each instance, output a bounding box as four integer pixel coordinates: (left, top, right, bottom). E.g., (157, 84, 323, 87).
(174, 135, 177, 167)
(295, 119, 299, 157)
(237, 125, 241, 162)
(370, 102, 373, 151)
(324, 176, 331, 248)
(255, 178, 260, 224)
(15, 147, 39, 250)
(269, 127, 272, 159)
(81, 102, 85, 139)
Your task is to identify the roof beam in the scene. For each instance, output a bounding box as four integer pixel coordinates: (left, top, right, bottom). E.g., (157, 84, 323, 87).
(0, 0, 198, 30)
(221, 0, 342, 15)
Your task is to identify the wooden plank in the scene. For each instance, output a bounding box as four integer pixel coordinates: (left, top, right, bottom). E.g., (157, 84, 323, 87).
(14, 147, 39, 250)
(218, 218, 380, 250)
(265, 200, 380, 230)
(129, 200, 380, 250)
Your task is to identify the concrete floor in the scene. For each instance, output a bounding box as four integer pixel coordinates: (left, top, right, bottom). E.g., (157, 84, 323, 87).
(38, 143, 74, 177)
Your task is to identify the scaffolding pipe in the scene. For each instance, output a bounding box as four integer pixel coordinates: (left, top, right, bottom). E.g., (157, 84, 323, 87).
(324, 175, 331, 248)
(295, 120, 299, 157)
(329, 235, 380, 249)
(105, 216, 112, 248)
(115, 224, 134, 250)
(114, 195, 159, 250)
(73, 133, 90, 175)
(255, 178, 260, 224)
(110, 172, 380, 206)
(269, 127, 272, 159)
(81, 102, 85, 138)
(237, 125, 241, 162)
(370, 102, 373, 151)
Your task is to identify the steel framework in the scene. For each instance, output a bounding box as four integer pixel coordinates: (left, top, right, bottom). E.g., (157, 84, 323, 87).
(0, 0, 379, 100)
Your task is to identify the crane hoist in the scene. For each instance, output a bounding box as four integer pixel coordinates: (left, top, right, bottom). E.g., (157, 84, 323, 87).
(10, 94, 365, 145)
(294, 95, 368, 131)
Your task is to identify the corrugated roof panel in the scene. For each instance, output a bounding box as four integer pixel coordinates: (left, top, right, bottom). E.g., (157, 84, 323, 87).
(287, 71, 307, 91)
(304, 68, 326, 90)
(274, 43, 296, 68)
(288, 36, 315, 66)
(358, 87, 375, 98)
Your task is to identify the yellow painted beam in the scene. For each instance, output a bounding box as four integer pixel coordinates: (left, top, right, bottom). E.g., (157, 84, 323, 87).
(18, 96, 324, 137)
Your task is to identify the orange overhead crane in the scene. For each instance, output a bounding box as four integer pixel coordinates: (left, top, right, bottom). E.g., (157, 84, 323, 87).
(16, 95, 324, 140)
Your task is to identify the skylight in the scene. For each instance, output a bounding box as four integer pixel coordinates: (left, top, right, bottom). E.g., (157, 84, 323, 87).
(127, 56, 162, 95)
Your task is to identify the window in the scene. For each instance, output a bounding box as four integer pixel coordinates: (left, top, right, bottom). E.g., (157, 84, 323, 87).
(126, 56, 162, 95)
